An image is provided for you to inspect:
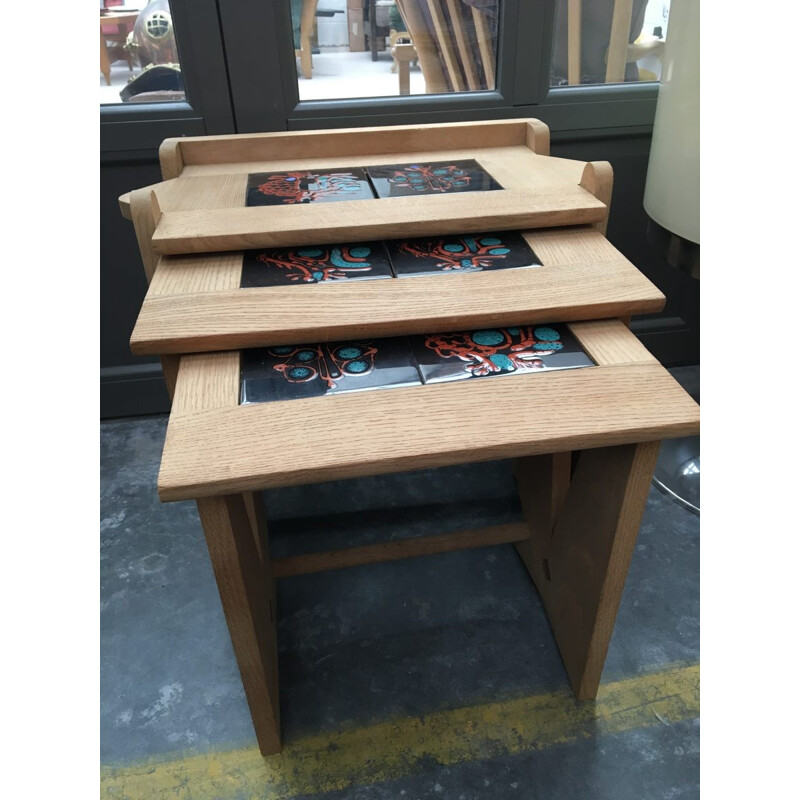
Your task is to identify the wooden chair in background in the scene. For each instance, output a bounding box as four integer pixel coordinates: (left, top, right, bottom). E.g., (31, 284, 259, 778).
(101, 0, 135, 85)
(394, 0, 496, 93)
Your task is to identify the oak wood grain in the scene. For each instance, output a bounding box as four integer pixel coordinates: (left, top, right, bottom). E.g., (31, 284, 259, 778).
(580, 161, 614, 236)
(131, 229, 663, 356)
(271, 523, 529, 578)
(159, 360, 699, 501)
(520, 441, 661, 699)
(162, 120, 530, 170)
(606, 0, 634, 83)
(196, 494, 281, 754)
(150, 186, 607, 255)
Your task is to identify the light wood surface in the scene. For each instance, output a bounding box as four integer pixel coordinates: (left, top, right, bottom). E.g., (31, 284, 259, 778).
(606, 0, 634, 83)
(395, 0, 449, 93)
(517, 441, 660, 699)
(151, 187, 607, 255)
(131, 227, 665, 356)
(298, 0, 318, 80)
(567, 0, 582, 85)
(127, 124, 614, 256)
(196, 494, 281, 755)
(129, 189, 163, 284)
(471, 6, 495, 88)
(514, 450, 572, 597)
(445, 0, 480, 90)
(568, 318, 657, 365)
(525, 120, 551, 156)
(271, 523, 529, 578)
(579, 161, 614, 236)
(159, 324, 699, 501)
(128, 189, 179, 399)
(161, 120, 531, 172)
(170, 350, 240, 415)
(393, 43, 415, 95)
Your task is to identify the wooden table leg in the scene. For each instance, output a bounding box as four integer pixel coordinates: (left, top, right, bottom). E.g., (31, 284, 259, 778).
(100, 30, 112, 86)
(393, 43, 415, 95)
(299, 0, 318, 79)
(196, 493, 281, 754)
(515, 441, 660, 699)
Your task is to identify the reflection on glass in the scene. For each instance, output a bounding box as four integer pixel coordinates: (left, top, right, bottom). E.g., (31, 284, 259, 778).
(550, 0, 670, 86)
(292, 0, 500, 101)
(100, 0, 185, 105)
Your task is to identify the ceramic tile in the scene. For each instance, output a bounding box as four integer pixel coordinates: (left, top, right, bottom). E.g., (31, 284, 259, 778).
(366, 160, 503, 198)
(240, 338, 421, 404)
(240, 242, 394, 287)
(386, 231, 541, 277)
(245, 168, 376, 206)
(409, 325, 595, 385)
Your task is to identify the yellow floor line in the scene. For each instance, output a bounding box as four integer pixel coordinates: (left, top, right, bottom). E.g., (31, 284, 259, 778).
(101, 662, 699, 800)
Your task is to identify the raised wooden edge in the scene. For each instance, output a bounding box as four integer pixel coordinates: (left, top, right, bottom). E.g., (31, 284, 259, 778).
(129, 189, 163, 284)
(159, 119, 543, 171)
(580, 162, 614, 236)
(130, 278, 665, 356)
(159, 139, 184, 181)
(150, 187, 608, 255)
(271, 523, 529, 578)
(526, 120, 550, 156)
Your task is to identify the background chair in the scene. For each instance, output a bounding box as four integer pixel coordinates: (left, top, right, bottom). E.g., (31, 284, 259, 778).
(394, 0, 498, 93)
(552, 0, 657, 86)
(101, 0, 135, 85)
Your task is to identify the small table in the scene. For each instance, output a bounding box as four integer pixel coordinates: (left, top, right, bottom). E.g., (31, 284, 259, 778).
(119, 120, 700, 756)
(100, 11, 139, 86)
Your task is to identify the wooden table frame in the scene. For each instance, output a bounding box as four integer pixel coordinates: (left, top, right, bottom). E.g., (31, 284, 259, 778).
(119, 119, 700, 756)
(100, 11, 138, 86)
(159, 321, 698, 755)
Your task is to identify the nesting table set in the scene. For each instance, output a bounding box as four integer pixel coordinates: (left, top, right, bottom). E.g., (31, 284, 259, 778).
(119, 119, 699, 756)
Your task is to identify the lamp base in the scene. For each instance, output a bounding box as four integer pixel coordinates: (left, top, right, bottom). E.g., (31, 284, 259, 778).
(646, 219, 700, 280)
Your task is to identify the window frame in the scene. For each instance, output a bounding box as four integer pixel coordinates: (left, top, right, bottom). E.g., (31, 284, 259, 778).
(100, 0, 236, 157)
(217, 0, 659, 137)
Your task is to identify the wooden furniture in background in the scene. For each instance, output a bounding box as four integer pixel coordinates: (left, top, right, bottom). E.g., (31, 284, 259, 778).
(100, 10, 139, 85)
(566, 0, 665, 86)
(121, 120, 612, 255)
(394, 0, 496, 93)
(296, 0, 319, 80)
(119, 119, 700, 755)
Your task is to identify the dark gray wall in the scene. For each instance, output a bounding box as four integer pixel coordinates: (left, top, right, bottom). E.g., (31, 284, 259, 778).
(100, 132, 698, 419)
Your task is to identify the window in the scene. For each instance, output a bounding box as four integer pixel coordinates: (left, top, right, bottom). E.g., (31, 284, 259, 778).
(291, 0, 501, 101)
(100, 0, 185, 106)
(549, 0, 670, 87)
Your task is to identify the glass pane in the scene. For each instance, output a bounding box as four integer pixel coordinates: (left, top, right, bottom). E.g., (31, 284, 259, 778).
(550, 0, 670, 87)
(291, 0, 500, 101)
(100, 0, 186, 105)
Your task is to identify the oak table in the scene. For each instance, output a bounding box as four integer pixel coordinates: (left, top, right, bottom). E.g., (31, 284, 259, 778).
(120, 119, 700, 756)
(100, 11, 138, 86)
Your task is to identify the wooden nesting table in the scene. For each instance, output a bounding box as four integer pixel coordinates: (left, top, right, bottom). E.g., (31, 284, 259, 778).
(120, 119, 700, 756)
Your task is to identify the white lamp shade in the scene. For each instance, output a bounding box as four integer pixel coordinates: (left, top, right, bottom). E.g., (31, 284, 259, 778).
(643, 0, 700, 244)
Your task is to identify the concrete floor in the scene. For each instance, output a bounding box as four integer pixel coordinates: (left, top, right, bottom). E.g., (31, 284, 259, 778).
(100, 369, 699, 799)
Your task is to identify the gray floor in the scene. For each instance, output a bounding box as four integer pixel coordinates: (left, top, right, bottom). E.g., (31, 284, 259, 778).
(100, 368, 699, 798)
